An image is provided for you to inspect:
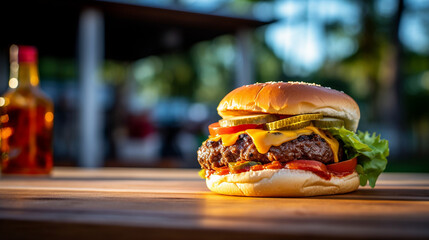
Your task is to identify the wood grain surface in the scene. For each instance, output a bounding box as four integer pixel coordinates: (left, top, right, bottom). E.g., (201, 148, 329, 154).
(1, 167, 429, 240)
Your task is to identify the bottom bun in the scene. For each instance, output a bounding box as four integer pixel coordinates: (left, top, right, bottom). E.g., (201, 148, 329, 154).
(206, 169, 359, 197)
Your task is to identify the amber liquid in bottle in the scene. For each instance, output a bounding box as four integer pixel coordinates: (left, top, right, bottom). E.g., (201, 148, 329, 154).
(1, 46, 54, 175)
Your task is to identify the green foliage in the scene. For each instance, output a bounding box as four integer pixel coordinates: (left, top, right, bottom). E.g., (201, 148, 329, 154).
(328, 127, 389, 188)
(39, 57, 76, 81)
(103, 60, 129, 85)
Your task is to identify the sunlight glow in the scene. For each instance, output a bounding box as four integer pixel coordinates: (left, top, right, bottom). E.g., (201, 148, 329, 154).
(8, 78, 18, 89)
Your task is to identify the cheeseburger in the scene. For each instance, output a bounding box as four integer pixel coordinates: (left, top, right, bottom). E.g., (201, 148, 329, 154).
(197, 82, 389, 197)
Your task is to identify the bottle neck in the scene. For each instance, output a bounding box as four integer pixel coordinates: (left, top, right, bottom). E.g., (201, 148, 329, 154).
(17, 61, 39, 88)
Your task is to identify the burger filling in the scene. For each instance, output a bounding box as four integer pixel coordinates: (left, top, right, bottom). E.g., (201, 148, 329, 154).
(199, 113, 388, 188)
(197, 133, 344, 171)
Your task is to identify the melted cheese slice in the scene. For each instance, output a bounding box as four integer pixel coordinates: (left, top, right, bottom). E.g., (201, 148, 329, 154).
(208, 126, 339, 162)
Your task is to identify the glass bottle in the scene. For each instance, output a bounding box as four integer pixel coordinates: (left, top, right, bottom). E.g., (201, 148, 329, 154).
(1, 45, 54, 175)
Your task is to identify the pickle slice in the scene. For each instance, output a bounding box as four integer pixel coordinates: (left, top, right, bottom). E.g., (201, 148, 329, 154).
(265, 113, 322, 131)
(270, 120, 311, 131)
(219, 114, 278, 127)
(228, 161, 261, 172)
(313, 117, 344, 129)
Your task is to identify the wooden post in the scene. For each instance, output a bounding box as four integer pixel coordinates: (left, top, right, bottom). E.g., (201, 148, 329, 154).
(235, 29, 254, 88)
(78, 8, 104, 168)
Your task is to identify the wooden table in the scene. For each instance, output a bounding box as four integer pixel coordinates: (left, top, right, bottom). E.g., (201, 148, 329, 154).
(1, 168, 429, 240)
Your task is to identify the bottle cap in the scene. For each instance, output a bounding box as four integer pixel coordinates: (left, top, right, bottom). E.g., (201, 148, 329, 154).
(18, 45, 38, 63)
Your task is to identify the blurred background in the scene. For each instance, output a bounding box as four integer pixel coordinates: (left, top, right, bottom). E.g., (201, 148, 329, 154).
(0, 0, 428, 172)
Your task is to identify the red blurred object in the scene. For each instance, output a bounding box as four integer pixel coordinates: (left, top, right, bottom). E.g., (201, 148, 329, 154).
(18, 46, 38, 63)
(127, 113, 155, 139)
(1, 45, 54, 175)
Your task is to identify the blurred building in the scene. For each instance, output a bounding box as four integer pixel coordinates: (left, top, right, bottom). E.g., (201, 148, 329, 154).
(0, 0, 270, 168)
(1, 0, 428, 172)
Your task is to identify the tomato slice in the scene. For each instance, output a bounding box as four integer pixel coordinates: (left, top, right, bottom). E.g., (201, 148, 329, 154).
(208, 122, 263, 136)
(215, 166, 230, 175)
(251, 164, 264, 171)
(278, 115, 293, 119)
(264, 161, 283, 169)
(286, 160, 330, 180)
(286, 160, 328, 172)
(327, 158, 357, 173)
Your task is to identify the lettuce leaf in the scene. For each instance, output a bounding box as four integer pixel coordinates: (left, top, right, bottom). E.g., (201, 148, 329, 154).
(328, 127, 389, 188)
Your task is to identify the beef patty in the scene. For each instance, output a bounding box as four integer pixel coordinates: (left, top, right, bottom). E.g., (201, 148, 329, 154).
(197, 133, 342, 171)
